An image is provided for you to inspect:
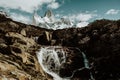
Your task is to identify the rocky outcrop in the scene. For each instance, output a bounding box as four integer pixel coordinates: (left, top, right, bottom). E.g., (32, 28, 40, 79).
(37, 19, 120, 80)
(0, 13, 52, 80)
(0, 13, 120, 80)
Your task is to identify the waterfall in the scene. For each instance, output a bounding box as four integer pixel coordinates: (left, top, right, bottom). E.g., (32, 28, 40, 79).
(36, 46, 69, 80)
(36, 46, 95, 80)
(81, 52, 89, 68)
(81, 52, 95, 80)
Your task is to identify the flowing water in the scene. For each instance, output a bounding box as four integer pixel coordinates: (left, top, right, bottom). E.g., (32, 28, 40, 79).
(36, 46, 69, 80)
(36, 46, 95, 80)
(81, 52, 95, 80)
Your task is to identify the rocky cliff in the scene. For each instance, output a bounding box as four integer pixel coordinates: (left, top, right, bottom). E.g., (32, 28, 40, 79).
(0, 13, 52, 80)
(0, 13, 120, 80)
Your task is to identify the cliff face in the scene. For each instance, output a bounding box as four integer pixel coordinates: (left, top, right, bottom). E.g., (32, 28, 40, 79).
(0, 13, 120, 80)
(0, 14, 52, 80)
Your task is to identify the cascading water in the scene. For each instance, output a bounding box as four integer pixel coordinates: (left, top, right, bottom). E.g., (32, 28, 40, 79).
(81, 52, 95, 80)
(36, 46, 69, 80)
(36, 46, 95, 80)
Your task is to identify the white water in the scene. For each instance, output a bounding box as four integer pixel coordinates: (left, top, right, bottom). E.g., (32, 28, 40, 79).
(81, 52, 89, 68)
(36, 46, 69, 80)
(81, 52, 95, 80)
(36, 46, 95, 80)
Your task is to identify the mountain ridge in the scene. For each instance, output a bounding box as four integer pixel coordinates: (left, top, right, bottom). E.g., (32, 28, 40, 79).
(32, 10, 78, 30)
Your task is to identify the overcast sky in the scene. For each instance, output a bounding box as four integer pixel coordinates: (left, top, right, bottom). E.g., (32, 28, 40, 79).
(0, 0, 120, 24)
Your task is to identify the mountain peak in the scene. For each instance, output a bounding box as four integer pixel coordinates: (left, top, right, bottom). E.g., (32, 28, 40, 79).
(44, 9, 54, 18)
(32, 10, 74, 30)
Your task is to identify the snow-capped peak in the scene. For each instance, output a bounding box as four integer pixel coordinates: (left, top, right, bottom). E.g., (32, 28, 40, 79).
(44, 10, 53, 18)
(32, 10, 87, 30)
(43, 10, 55, 23)
(33, 11, 45, 25)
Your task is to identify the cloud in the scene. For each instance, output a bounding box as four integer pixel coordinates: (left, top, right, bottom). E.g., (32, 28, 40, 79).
(70, 13, 93, 21)
(10, 13, 31, 24)
(62, 13, 96, 22)
(55, 14, 61, 17)
(106, 9, 120, 15)
(60, 12, 97, 27)
(0, 0, 60, 13)
(47, 2, 60, 9)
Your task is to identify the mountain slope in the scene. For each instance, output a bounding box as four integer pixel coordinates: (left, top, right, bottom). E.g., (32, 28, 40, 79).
(0, 13, 52, 80)
(0, 13, 120, 80)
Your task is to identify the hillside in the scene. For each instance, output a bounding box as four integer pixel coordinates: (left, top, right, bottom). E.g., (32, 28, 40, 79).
(0, 13, 120, 80)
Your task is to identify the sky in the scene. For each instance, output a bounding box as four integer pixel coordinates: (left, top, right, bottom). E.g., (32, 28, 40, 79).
(0, 0, 120, 25)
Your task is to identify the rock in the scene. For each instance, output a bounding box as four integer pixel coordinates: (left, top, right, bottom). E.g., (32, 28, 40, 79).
(0, 11, 11, 22)
(0, 13, 120, 80)
(0, 14, 51, 80)
(37, 31, 52, 45)
(20, 29, 26, 36)
(59, 47, 84, 78)
(11, 46, 22, 53)
(78, 36, 90, 45)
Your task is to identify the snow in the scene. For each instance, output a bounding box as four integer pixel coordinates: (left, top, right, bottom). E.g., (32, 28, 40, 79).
(33, 10, 88, 30)
(76, 22, 89, 28)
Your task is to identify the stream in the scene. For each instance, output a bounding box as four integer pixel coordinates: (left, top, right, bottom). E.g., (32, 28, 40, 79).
(36, 46, 94, 80)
